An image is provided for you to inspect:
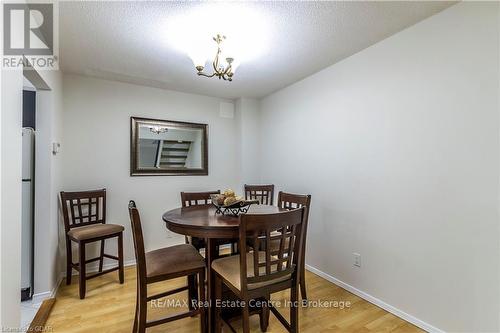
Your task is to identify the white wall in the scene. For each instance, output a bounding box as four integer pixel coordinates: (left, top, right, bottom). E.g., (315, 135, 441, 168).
(0, 66, 63, 329)
(33, 70, 64, 298)
(61, 74, 240, 264)
(1, 68, 23, 329)
(259, 3, 499, 332)
(235, 98, 261, 187)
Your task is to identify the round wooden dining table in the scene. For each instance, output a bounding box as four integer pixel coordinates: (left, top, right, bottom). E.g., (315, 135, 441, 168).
(162, 204, 284, 333)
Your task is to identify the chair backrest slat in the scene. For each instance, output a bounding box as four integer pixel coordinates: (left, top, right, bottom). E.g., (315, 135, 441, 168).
(180, 190, 220, 207)
(244, 184, 274, 206)
(128, 200, 147, 285)
(286, 224, 297, 269)
(278, 192, 312, 268)
(277, 227, 287, 270)
(238, 208, 305, 293)
(60, 189, 107, 233)
(265, 230, 272, 275)
(253, 234, 260, 279)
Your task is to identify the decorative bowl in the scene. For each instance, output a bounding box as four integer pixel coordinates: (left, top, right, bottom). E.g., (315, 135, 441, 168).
(210, 194, 259, 216)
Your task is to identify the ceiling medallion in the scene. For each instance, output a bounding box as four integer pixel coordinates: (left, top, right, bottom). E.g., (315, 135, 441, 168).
(195, 34, 236, 81)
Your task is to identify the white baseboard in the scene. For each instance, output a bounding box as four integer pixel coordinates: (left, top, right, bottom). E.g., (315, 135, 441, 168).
(35, 259, 442, 332)
(32, 259, 138, 303)
(31, 275, 63, 304)
(305, 264, 444, 333)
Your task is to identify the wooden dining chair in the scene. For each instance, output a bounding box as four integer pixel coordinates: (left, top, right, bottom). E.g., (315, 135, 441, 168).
(180, 190, 239, 307)
(212, 208, 306, 333)
(128, 201, 206, 333)
(244, 184, 275, 205)
(277, 191, 312, 301)
(60, 189, 124, 299)
(181, 190, 238, 253)
(180, 190, 221, 251)
(181, 190, 221, 312)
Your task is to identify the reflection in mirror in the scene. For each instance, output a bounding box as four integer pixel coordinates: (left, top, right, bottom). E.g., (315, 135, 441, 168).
(131, 117, 208, 176)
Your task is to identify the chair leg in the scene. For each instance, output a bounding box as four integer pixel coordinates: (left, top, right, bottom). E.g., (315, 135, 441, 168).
(133, 278, 139, 333)
(98, 239, 105, 273)
(214, 275, 222, 333)
(137, 287, 147, 333)
(199, 269, 206, 333)
(188, 274, 198, 312)
(242, 300, 251, 333)
(78, 241, 86, 299)
(260, 294, 270, 332)
(290, 283, 299, 333)
(118, 233, 124, 284)
(65, 238, 72, 285)
(300, 262, 307, 302)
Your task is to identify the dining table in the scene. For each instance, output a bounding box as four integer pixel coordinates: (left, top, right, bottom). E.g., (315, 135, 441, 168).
(162, 204, 284, 333)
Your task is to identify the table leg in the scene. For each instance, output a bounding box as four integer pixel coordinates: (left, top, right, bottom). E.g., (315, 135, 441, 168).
(206, 238, 217, 333)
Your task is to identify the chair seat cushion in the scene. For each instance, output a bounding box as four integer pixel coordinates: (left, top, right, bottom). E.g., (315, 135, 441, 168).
(211, 251, 290, 291)
(146, 244, 205, 280)
(67, 223, 124, 241)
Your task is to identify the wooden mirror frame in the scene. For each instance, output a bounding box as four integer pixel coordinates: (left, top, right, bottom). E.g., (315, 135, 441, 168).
(130, 117, 208, 176)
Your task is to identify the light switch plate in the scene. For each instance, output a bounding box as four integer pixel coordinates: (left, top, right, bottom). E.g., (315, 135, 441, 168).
(52, 142, 60, 155)
(353, 253, 361, 268)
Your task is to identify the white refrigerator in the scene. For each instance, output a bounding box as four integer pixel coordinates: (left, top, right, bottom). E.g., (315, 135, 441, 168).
(21, 128, 35, 301)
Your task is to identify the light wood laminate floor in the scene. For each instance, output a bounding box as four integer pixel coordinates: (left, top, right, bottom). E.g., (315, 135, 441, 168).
(45, 266, 423, 332)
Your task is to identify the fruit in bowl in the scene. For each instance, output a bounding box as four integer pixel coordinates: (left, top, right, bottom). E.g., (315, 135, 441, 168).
(224, 196, 243, 206)
(223, 189, 235, 197)
(211, 189, 244, 207)
(212, 194, 226, 205)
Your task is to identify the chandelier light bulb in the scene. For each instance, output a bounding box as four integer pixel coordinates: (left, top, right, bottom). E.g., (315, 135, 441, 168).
(229, 59, 240, 73)
(188, 49, 208, 71)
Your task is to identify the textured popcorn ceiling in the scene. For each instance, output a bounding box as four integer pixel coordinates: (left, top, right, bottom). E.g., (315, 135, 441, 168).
(59, 1, 456, 99)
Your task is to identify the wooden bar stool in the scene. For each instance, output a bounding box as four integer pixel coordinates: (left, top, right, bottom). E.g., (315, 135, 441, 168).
(180, 190, 221, 252)
(180, 190, 238, 254)
(212, 208, 306, 333)
(244, 184, 275, 205)
(180, 190, 238, 311)
(276, 191, 312, 301)
(128, 200, 206, 333)
(60, 189, 124, 299)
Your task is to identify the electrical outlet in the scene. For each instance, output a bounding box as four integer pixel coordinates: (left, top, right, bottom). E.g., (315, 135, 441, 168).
(353, 253, 361, 268)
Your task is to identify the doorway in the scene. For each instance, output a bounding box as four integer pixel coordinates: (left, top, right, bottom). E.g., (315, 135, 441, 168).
(21, 88, 36, 302)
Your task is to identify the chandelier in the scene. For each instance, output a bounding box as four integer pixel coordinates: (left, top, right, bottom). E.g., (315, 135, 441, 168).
(194, 34, 236, 81)
(149, 126, 168, 134)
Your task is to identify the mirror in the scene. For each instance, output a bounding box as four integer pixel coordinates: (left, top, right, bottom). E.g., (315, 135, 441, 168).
(130, 117, 208, 176)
